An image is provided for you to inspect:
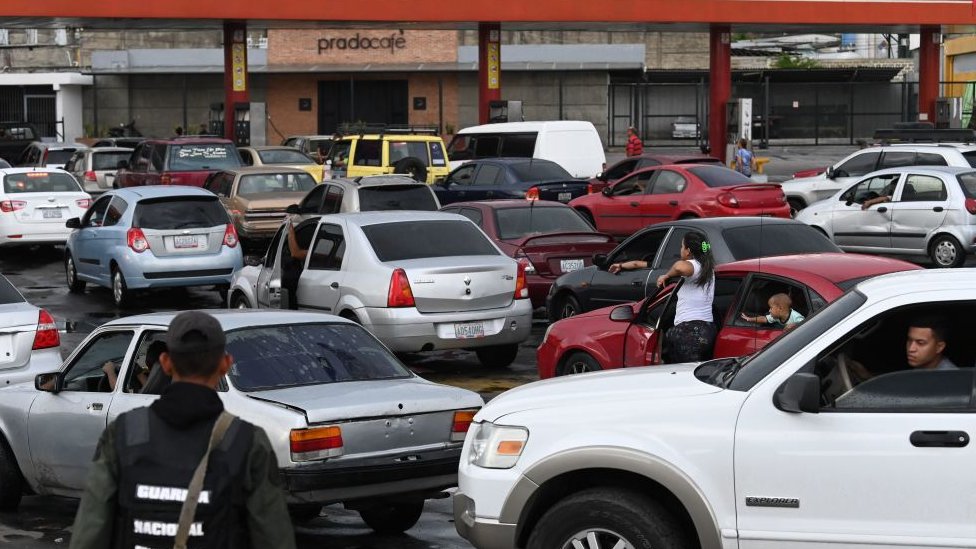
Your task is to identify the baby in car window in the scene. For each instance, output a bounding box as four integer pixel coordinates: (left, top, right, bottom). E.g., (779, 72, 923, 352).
(740, 293, 805, 330)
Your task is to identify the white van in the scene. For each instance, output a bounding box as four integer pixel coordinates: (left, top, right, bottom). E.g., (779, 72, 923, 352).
(445, 120, 606, 178)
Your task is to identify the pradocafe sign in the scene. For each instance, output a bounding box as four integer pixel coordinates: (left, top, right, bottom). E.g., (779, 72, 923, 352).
(318, 31, 406, 54)
(267, 29, 457, 65)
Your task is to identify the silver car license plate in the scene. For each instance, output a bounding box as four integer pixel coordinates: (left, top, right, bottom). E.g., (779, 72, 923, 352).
(560, 259, 585, 273)
(557, 192, 572, 202)
(454, 322, 486, 339)
(42, 209, 62, 219)
(174, 235, 199, 249)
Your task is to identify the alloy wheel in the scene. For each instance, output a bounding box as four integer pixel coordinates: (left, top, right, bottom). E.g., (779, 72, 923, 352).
(560, 528, 636, 549)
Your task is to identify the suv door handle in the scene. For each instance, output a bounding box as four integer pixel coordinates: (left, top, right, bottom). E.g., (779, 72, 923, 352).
(876, 206, 887, 213)
(330, 282, 339, 289)
(933, 206, 944, 212)
(910, 430, 969, 448)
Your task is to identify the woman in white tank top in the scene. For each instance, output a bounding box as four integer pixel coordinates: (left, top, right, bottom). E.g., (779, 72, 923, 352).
(653, 231, 717, 363)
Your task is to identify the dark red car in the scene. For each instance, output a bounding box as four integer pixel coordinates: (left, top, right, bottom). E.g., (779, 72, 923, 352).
(439, 200, 616, 309)
(116, 138, 244, 188)
(587, 153, 724, 193)
(537, 253, 921, 378)
(569, 164, 790, 239)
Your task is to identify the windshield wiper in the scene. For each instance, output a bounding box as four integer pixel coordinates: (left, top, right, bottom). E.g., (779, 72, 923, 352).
(705, 356, 746, 388)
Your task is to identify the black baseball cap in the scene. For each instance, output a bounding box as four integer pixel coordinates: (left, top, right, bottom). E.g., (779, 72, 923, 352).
(166, 311, 226, 354)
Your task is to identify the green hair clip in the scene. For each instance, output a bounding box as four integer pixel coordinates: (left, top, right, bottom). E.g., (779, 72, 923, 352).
(701, 241, 711, 253)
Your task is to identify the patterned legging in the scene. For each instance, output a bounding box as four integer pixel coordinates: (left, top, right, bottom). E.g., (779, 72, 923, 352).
(664, 320, 717, 363)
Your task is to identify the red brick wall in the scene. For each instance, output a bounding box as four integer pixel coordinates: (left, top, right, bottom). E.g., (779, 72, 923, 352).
(268, 29, 456, 65)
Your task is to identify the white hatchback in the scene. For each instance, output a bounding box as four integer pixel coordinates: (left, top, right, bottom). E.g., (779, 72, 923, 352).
(0, 168, 91, 247)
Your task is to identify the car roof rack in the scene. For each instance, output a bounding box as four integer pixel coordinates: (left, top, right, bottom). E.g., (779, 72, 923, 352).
(873, 128, 976, 145)
(336, 123, 440, 138)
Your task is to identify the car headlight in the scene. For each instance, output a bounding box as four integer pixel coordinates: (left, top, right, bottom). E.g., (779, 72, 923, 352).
(468, 422, 529, 469)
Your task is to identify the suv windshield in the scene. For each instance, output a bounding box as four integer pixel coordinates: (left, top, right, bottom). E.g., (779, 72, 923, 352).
(134, 197, 228, 230)
(359, 185, 438, 211)
(495, 207, 594, 239)
(45, 150, 77, 165)
(511, 161, 572, 182)
(258, 149, 314, 164)
(226, 323, 411, 391)
(168, 144, 241, 171)
(723, 224, 839, 259)
(688, 165, 753, 187)
(363, 220, 499, 261)
(0, 275, 25, 304)
(3, 171, 81, 193)
(92, 152, 132, 171)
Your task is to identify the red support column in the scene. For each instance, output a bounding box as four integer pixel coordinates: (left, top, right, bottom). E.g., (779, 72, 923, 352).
(478, 22, 501, 124)
(918, 26, 941, 125)
(709, 25, 731, 165)
(223, 21, 250, 143)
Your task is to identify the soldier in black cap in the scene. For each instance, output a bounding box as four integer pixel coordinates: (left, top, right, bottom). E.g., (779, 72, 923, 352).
(70, 311, 296, 549)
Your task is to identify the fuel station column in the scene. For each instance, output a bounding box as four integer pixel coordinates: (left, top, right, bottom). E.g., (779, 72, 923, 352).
(918, 26, 940, 126)
(223, 21, 250, 143)
(709, 24, 731, 165)
(479, 22, 502, 125)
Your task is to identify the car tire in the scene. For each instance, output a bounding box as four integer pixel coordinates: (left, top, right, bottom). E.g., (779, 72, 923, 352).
(393, 157, 428, 183)
(288, 504, 322, 524)
(551, 294, 582, 322)
(0, 437, 24, 511)
(558, 351, 602, 376)
(475, 344, 519, 369)
(358, 500, 424, 534)
(65, 253, 85, 293)
(111, 267, 131, 308)
(787, 198, 805, 218)
(929, 234, 965, 268)
(527, 487, 690, 549)
(230, 292, 251, 309)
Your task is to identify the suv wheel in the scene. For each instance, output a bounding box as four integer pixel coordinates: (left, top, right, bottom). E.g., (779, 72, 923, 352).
(358, 500, 424, 534)
(475, 344, 519, 368)
(65, 253, 85, 293)
(393, 157, 428, 182)
(527, 488, 690, 549)
(930, 235, 965, 268)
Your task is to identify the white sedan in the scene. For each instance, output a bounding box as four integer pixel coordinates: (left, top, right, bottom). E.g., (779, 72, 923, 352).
(0, 168, 90, 247)
(0, 273, 62, 386)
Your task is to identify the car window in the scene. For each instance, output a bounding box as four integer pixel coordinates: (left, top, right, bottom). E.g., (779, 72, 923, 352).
(834, 151, 880, 177)
(62, 330, 135, 393)
(429, 141, 447, 167)
(3, 171, 82, 193)
(92, 151, 131, 171)
(447, 135, 474, 161)
(82, 195, 113, 227)
(473, 136, 500, 158)
(495, 206, 594, 240)
(612, 228, 667, 264)
(353, 139, 382, 167)
(877, 151, 916, 170)
(133, 197, 228, 230)
(363, 220, 499, 261)
(606, 159, 639, 180)
(239, 149, 254, 165)
(840, 174, 899, 204)
(238, 173, 316, 196)
(687, 166, 752, 187)
(320, 185, 344, 214)
(613, 170, 654, 196)
(167, 143, 241, 171)
(307, 223, 345, 271)
(732, 276, 814, 329)
(45, 149, 77, 167)
(0, 275, 25, 304)
(257, 149, 314, 164)
(203, 173, 225, 196)
(150, 145, 165, 171)
(328, 140, 351, 166)
(299, 185, 326, 214)
(124, 331, 171, 395)
(900, 174, 947, 202)
(64, 152, 80, 172)
(388, 141, 430, 166)
(510, 161, 572, 182)
(658, 228, 692, 266)
(473, 164, 502, 185)
(264, 225, 285, 268)
(103, 197, 129, 227)
(457, 207, 484, 226)
(359, 186, 438, 211)
(499, 134, 537, 157)
(722, 224, 839, 259)
(448, 164, 477, 186)
(650, 170, 688, 195)
(226, 323, 411, 391)
(915, 152, 948, 166)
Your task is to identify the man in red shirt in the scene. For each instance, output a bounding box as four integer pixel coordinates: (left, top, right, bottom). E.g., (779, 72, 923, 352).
(625, 126, 643, 157)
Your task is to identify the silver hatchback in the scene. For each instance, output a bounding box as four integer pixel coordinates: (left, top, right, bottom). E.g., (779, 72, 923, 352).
(64, 146, 134, 194)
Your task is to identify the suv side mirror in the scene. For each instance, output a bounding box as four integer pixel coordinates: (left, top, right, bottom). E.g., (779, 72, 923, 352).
(65, 217, 81, 229)
(773, 372, 820, 413)
(601, 186, 612, 197)
(35, 372, 63, 393)
(592, 253, 608, 268)
(285, 204, 300, 215)
(609, 305, 635, 322)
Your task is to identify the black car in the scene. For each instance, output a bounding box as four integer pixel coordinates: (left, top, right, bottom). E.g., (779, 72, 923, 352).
(434, 158, 588, 206)
(545, 217, 841, 321)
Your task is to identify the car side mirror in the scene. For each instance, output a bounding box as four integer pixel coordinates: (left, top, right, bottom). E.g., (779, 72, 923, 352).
(773, 372, 820, 414)
(592, 253, 608, 268)
(609, 305, 635, 322)
(117, 159, 129, 170)
(597, 171, 607, 182)
(825, 166, 834, 179)
(285, 204, 300, 215)
(35, 372, 63, 393)
(601, 186, 612, 197)
(65, 217, 81, 229)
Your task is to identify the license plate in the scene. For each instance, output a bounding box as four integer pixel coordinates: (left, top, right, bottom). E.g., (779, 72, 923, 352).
(42, 209, 62, 219)
(174, 235, 199, 249)
(560, 259, 585, 273)
(454, 322, 486, 339)
(557, 192, 572, 202)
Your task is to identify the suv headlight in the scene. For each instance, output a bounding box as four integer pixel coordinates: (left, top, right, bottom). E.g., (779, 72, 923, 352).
(468, 422, 529, 469)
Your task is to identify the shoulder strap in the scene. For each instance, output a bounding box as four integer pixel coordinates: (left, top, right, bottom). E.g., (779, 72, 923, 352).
(172, 411, 236, 549)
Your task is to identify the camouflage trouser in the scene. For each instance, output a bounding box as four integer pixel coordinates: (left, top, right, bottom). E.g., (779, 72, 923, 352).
(664, 320, 716, 363)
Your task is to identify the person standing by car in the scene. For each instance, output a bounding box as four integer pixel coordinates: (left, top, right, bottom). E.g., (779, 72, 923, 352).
(282, 215, 311, 310)
(625, 126, 644, 157)
(734, 137, 756, 178)
(69, 311, 296, 549)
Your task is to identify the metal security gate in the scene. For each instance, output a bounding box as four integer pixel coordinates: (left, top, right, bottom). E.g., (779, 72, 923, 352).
(25, 94, 58, 138)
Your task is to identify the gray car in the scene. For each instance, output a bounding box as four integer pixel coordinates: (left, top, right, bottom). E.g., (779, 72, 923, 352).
(797, 165, 976, 267)
(229, 211, 533, 367)
(64, 146, 134, 194)
(291, 174, 440, 215)
(0, 274, 62, 387)
(0, 310, 483, 532)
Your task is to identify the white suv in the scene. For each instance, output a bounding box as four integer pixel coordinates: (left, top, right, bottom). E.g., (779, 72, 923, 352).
(782, 144, 976, 215)
(455, 268, 976, 549)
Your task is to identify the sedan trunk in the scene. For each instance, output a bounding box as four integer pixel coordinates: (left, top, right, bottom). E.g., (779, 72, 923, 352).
(509, 232, 615, 278)
(393, 256, 517, 313)
(724, 183, 786, 209)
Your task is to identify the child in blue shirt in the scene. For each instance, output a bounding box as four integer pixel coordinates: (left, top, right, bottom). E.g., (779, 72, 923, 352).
(741, 293, 805, 329)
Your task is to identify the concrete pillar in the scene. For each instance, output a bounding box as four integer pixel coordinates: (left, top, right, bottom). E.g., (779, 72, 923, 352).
(54, 84, 84, 143)
(223, 21, 250, 143)
(918, 26, 941, 125)
(709, 25, 731, 164)
(478, 22, 501, 124)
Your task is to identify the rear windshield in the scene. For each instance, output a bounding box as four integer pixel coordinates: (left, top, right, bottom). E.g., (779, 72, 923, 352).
(675, 158, 723, 166)
(359, 186, 439, 211)
(963, 151, 976, 168)
(133, 197, 228, 230)
(46, 150, 77, 165)
(722, 224, 840, 260)
(495, 207, 594, 239)
(363, 219, 499, 261)
(688, 165, 753, 187)
(510, 161, 573, 182)
(226, 323, 411, 391)
(0, 275, 25, 305)
(237, 173, 316, 196)
(3, 171, 81, 193)
(257, 149, 314, 164)
(92, 152, 131, 171)
(956, 172, 976, 198)
(167, 144, 241, 171)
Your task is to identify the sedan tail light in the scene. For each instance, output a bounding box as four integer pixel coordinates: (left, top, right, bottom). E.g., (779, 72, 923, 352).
(513, 250, 537, 274)
(83, 170, 97, 182)
(387, 268, 415, 308)
(223, 224, 239, 248)
(290, 426, 343, 461)
(160, 174, 173, 185)
(586, 183, 596, 194)
(514, 261, 529, 300)
(0, 200, 26, 213)
(32, 309, 60, 350)
(525, 187, 540, 201)
(966, 198, 976, 215)
(717, 192, 739, 208)
(451, 410, 478, 442)
(76, 198, 91, 209)
(127, 227, 150, 253)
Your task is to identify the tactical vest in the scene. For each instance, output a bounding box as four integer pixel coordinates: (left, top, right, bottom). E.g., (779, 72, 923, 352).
(113, 407, 255, 549)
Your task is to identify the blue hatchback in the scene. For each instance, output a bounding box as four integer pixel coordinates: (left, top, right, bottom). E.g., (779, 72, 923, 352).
(64, 186, 243, 307)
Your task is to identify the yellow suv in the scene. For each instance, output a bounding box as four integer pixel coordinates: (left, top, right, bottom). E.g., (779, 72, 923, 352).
(325, 127, 450, 184)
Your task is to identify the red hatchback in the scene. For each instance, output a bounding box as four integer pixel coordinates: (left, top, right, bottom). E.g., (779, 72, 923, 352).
(570, 164, 790, 239)
(440, 200, 616, 309)
(537, 253, 921, 378)
(116, 138, 243, 188)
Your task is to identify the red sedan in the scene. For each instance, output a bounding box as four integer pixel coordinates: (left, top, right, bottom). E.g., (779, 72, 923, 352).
(587, 153, 723, 194)
(569, 164, 790, 239)
(537, 253, 921, 378)
(440, 200, 617, 309)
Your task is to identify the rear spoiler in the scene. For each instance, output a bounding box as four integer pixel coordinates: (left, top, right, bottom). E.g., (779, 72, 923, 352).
(519, 231, 614, 247)
(727, 183, 781, 191)
(873, 128, 976, 144)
